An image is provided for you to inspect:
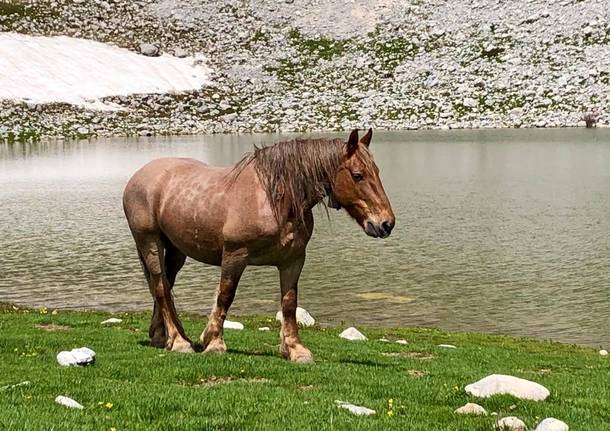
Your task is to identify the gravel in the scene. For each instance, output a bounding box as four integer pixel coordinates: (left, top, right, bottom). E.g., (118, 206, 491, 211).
(0, 0, 608, 141)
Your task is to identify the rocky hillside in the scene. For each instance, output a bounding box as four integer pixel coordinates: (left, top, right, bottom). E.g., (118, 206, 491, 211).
(0, 0, 609, 140)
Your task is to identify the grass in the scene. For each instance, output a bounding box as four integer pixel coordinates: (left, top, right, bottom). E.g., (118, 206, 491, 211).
(0, 305, 608, 430)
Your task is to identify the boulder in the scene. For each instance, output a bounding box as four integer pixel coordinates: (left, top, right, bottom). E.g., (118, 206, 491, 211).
(101, 318, 122, 325)
(534, 418, 570, 431)
(139, 43, 159, 57)
(57, 347, 95, 367)
(497, 416, 526, 430)
(534, 418, 568, 431)
(335, 400, 375, 416)
(454, 402, 487, 415)
(55, 395, 84, 409)
(339, 327, 367, 341)
(275, 307, 315, 327)
(223, 320, 244, 330)
(466, 374, 550, 401)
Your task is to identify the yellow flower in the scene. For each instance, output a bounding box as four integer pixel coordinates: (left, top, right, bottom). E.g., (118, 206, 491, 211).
(105, 402, 113, 409)
(387, 410, 394, 417)
(110, 428, 117, 431)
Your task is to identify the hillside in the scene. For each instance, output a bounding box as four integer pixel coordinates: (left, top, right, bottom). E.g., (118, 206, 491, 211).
(0, 0, 608, 140)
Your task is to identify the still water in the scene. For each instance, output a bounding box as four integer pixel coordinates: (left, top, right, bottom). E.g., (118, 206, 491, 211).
(1, 129, 609, 347)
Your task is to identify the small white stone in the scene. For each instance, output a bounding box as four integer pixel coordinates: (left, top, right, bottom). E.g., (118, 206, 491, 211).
(275, 307, 315, 327)
(57, 346, 96, 366)
(55, 395, 84, 410)
(454, 402, 487, 415)
(339, 327, 367, 341)
(335, 400, 376, 416)
(101, 318, 122, 325)
(497, 416, 526, 430)
(223, 320, 244, 330)
(379, 338, 390, 342)
(438, 344, 457, 349)
(534, 418, 569, 431)
(466, 374, 550, 401)
(599, 349, 608, 356)
(395, 339, 408, 345)
(258, 326, 270, 331)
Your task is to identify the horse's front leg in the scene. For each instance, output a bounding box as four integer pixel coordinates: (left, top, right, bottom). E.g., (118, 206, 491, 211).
(279, 255, 313, 363)
(201, 248, 247, 353)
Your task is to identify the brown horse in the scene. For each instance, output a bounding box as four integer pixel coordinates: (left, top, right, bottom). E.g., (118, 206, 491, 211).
(123, 129, 395, 362)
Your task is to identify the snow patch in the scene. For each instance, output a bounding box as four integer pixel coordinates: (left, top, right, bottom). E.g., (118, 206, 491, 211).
(0, 33, 211, 110)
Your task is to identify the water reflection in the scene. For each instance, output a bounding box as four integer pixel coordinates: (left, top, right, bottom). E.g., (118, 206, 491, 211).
(1, 129, 609, 347)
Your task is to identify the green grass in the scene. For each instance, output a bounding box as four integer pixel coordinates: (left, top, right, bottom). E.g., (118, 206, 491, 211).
(1, 306, 608, 430)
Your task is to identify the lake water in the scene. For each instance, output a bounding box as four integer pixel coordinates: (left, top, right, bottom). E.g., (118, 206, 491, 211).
(1, 129, 609, 347)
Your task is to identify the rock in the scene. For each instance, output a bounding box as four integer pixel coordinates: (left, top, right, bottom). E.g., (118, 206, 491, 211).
(335, 400, 375, 416)
(454, 402, 487, 415)
(339, 327, 367, 341)
(438, 344, 457, 349)
(55, 395, 84, 410)
(223, 320, 244, 330)
(275, 307, 315, 327)
(599, 349, 608, 356)
(534, 418, 569, 431)
(173, 48, 188, 58)
(258, 326, 270, 331)
(395, 339, 408, 345)
(379, 338, 390, 342)
(465, 374, 550, 401)
(57, 347, 96, 367)
(139, 43, 159, 57)
(101, 318, 122, 325)
(497, 416, 526, 430)
(463, 97, 478, 108)
(0, 381, 30, 391)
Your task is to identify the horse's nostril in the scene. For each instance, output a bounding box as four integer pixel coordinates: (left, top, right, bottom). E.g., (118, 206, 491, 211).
(381, 220, 394, 235)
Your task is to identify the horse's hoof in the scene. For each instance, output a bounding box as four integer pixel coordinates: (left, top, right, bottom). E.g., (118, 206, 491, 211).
(282, 344, 314, 363)
(170, 339, 195, 353)
(203, 338, 227, 354)
(150, 337, 167, 349)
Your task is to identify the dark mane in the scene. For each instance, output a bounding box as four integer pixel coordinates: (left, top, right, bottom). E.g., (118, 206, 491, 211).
(230, 138, 345, 221)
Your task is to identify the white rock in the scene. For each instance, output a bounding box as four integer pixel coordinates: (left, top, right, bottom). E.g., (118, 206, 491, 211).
(55, 395, 84, 410)
(534, 418, 569, 431)
(466, 374, 550, 401)
(258, 326, 270, 331)
(275, 307, 315, 327)
(438, 344, 457, 349)
(0, 381, 31, 391)
(497, 416, 526, 430)
(599, 349, 608, 356)
(339, 327, 367, 341)
(101, 318, 122, 325)
(335, 400, 376, 416)
(396, 339, 408, 345)
(454, 402, 487, 415)
(57, 347, 95, 366)
(379, 338, 390, 342)
(223, 320, 244, 330)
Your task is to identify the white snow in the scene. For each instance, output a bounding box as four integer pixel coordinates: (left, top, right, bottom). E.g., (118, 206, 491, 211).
(0, 33, 211, 110)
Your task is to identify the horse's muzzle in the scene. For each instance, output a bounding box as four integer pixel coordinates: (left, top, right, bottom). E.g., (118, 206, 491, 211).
(365, 220, 395, 238)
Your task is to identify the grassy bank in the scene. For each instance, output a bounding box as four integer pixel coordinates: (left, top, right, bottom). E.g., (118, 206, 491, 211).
(0, 306, 608, 430)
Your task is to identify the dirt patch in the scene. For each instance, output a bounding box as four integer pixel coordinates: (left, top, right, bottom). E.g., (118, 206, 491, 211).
(34, 323, 71, 332)
(383, 351, 434, 360)
(406, 369, 428, 378)
(190, 376, 270, 387)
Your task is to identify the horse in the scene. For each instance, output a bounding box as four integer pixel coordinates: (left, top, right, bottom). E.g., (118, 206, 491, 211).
(122, 129, 395, 363)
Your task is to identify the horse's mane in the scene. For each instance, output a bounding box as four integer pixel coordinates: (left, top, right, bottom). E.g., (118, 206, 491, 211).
(229, 138, 345, 222)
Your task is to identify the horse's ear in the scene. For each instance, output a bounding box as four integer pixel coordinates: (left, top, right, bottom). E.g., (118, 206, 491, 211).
(360, 128, 373, 147)
(347, 129, 359, 156)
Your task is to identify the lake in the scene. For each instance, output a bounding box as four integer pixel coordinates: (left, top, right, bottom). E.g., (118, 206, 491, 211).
(1, 129, 609, 347)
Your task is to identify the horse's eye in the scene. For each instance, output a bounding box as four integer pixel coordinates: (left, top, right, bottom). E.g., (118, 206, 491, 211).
(351, 172, 364, 182)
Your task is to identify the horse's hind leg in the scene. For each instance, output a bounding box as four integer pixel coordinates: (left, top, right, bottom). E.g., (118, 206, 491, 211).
(146, 242, 187, 348)
(201, 248, 247, 353)
(136, 234, 193, 353)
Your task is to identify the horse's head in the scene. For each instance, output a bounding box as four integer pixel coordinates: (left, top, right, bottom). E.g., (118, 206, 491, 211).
(329, 129, 396, 238)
